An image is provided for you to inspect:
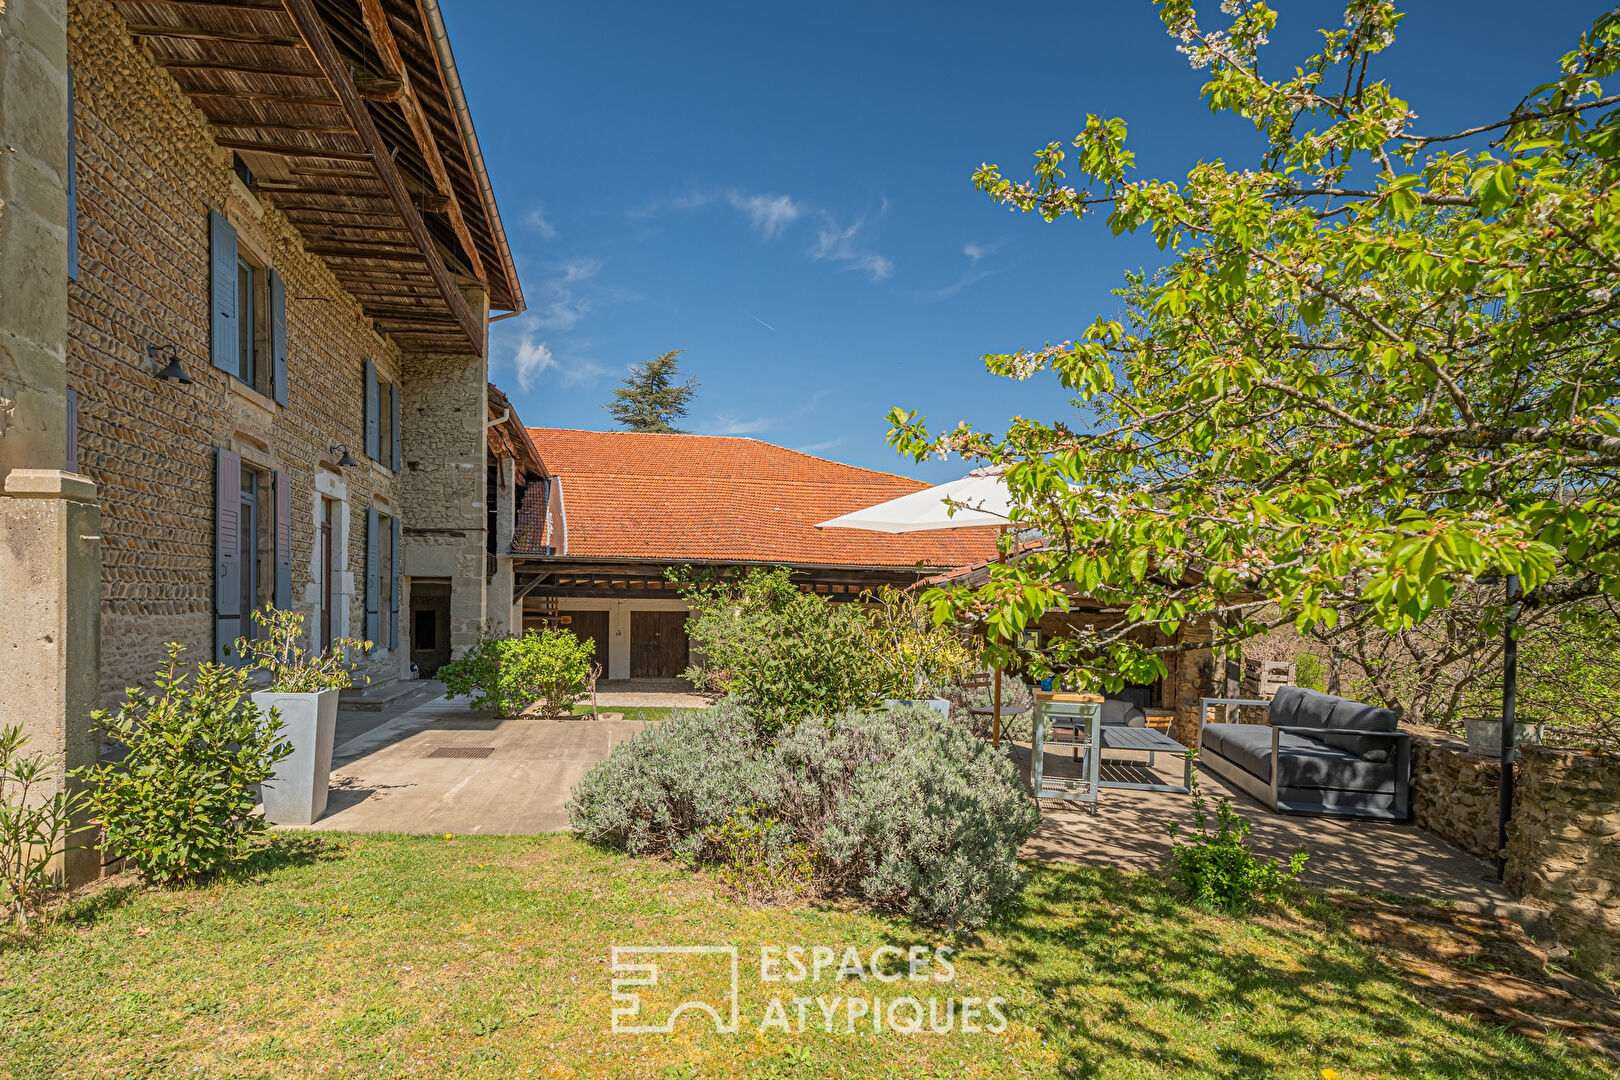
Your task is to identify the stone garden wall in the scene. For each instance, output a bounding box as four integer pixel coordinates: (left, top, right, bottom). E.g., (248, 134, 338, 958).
(1504, 746, 1620, 975)
(1408, 726, 1620, 975)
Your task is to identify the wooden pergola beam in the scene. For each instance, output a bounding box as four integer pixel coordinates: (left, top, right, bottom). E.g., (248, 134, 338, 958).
(357, 0, 486, 284)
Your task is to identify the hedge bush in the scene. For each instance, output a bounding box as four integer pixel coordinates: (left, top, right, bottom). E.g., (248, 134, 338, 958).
(568, 703, 1040, 928)
(438, 628, 595, 718)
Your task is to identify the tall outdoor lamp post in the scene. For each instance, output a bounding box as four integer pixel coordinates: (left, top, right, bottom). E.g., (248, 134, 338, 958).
(1497, 573, 1521, 881)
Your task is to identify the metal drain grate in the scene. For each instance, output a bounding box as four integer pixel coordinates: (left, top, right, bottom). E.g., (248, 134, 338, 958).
(427, 746, 495, 759)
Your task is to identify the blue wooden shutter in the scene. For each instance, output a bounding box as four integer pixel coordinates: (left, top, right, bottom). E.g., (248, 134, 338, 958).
(67, 72, 78, 281)
(273, 470, 292, 609)
(365, 506, 380, 648)
(389, 381, 401, 471)
(269, 269, 288, 405)
(363, 359, 379, 460)
(209, 211, 238, 373)
(215, 448, 243, 662)
(390, 515, 401, 649)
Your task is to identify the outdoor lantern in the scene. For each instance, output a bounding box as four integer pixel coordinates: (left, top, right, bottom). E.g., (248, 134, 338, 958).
(329, 445, 358, 468)
(146, 344, 192, 384)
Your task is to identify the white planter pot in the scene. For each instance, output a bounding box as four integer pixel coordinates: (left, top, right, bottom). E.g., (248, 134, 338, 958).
(252, 688, 339, 825)
(1463, 717, 1544, 758)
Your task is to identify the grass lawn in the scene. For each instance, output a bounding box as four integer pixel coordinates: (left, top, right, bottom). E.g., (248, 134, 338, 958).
(571, 704, 676, 723)
(2, 834, 1608, 1080)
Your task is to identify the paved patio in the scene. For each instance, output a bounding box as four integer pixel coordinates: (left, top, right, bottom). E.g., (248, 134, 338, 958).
(1009, 740, 1548, 932)
(297, 695, 649, 834)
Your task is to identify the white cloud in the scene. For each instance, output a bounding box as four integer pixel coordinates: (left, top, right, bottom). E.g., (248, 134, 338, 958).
(709, 414, 774, 435)
(809, 216, 893, 281)
(725, 193, 802, 239)
(963, 242, 986, 262)
(917, 269, 991, 302)
(529, 258, 601, 330)
(512, 335, 556, 390)
(526, 206, 557, 239)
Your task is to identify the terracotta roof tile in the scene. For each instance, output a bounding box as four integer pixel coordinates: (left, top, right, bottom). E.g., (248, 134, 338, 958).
(514, 428, 999, 569)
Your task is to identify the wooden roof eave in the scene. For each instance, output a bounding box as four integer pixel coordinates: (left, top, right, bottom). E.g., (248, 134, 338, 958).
(109, 0, 516, 351)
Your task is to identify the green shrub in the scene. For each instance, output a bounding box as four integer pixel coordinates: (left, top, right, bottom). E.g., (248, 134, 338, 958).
(1, 726, 91, 929)
(862, 586, 979, 699)
(233, 604, 370, 692)
(1293, 652, 1329, 693)
(1165, 763, 1306, 914)
(705, 805, 816, 901)
(678, 568, 882, 732)
(438, 628, 595, 718)
(77, 644, 291, 885)
(569, 704, 1040, 928)
(568, 700, 775, 858)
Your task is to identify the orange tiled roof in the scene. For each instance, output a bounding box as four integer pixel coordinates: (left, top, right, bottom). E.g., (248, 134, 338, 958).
(514, 428, 1000, 569)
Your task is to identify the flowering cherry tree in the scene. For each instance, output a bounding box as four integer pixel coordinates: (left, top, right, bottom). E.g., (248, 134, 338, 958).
(889, 1, 1620, 688)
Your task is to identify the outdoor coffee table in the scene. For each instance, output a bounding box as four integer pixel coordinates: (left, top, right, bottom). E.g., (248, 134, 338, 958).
(1096, 725, 1192, 794)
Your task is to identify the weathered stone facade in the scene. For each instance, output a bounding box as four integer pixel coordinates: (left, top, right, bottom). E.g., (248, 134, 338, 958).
(1505, 746, 1620, 975)
(1410, 725, 1504, 861)
(65, 0, 427, 699)
(400, 347, 486, 657)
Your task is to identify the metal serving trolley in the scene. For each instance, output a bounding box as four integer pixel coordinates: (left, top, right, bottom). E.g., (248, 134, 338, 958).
(1030, 691, 1104, 808)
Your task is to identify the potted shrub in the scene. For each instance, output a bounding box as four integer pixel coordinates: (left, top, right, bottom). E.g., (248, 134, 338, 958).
(234, 605, 370, 825)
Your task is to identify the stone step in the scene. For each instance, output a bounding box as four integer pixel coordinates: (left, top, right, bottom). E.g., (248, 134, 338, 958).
(340, 678, 437, 712)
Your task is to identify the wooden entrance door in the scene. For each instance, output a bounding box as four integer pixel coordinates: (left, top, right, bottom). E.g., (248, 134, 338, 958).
(562, 610, 610, 669)
(631, 611, 689, 678)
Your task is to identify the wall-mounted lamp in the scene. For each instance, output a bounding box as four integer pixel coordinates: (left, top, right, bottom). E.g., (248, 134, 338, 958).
(146, 344, 192, 384)
(329, 445, 358, 468)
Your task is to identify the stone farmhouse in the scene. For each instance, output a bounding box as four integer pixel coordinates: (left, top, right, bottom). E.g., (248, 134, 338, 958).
(509, 429, 1001, 682)
(0, 0, 533, 870)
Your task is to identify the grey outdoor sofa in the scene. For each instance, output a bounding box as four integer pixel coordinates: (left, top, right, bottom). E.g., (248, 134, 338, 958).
(1197, 685, 1412, 822)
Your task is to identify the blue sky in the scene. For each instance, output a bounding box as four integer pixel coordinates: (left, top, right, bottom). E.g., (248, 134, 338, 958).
(443, 1, 1607, 481)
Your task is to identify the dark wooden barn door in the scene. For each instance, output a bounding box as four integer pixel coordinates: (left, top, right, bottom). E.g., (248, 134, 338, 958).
(630, 611, 689, 678)
(563, 610, 611, 670)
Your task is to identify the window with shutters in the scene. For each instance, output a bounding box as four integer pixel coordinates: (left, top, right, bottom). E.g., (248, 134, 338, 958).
(238, 465, 270, 640)
(209, 211, 287, 405)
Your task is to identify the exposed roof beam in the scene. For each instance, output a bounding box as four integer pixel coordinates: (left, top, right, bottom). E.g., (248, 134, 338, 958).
(302, 241, 425, 257)
(214, 138, 371, 162)
(281, 0, 483, 352)
(183, 88, 341, 108)
(131, 0, 289, 10)
(358, 0, 485, 284)
(209, 120, 355, 135)
(151, 57, 325, 78)
(124, 23, 305, 47)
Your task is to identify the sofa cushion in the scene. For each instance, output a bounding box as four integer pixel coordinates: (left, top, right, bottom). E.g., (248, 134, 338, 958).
(1267, 685, 1307, 728)
(1207, 723, 1395, 793)
(1200, 722, 1234, 758)
(1101, 699, 1145, 727)
(1275, 739, 1396, 794)
(1291, 689, 1338, 731)
(1321, 698, 1400, 758)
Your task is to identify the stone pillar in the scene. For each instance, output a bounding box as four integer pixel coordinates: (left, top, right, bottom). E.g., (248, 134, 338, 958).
(0, 0, 101, 883)
(398, 287, 488, 659)
(487, 455, 515, 636)
(1169, 619, 1217, 749)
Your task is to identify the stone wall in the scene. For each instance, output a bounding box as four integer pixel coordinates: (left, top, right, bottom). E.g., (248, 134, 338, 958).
(1504, 746, 1620, 975)
(1408, 726, 1620, 975)
(66, 0, 415, 698)
(399, 347, 486, 658)
(1410, 725, 1504, 861)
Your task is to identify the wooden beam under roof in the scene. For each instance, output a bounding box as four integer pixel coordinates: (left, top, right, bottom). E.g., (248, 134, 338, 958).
(357, 0, 485, 284)
(183, 88, 341, 108)
(214, 138, 371, 162)
(151, 56, 326, 79)
(137, 0, 289, 10)
(124, 23, 306, 47)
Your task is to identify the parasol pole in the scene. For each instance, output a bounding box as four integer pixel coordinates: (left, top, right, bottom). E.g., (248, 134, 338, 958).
(992, 531, 1008, 748)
